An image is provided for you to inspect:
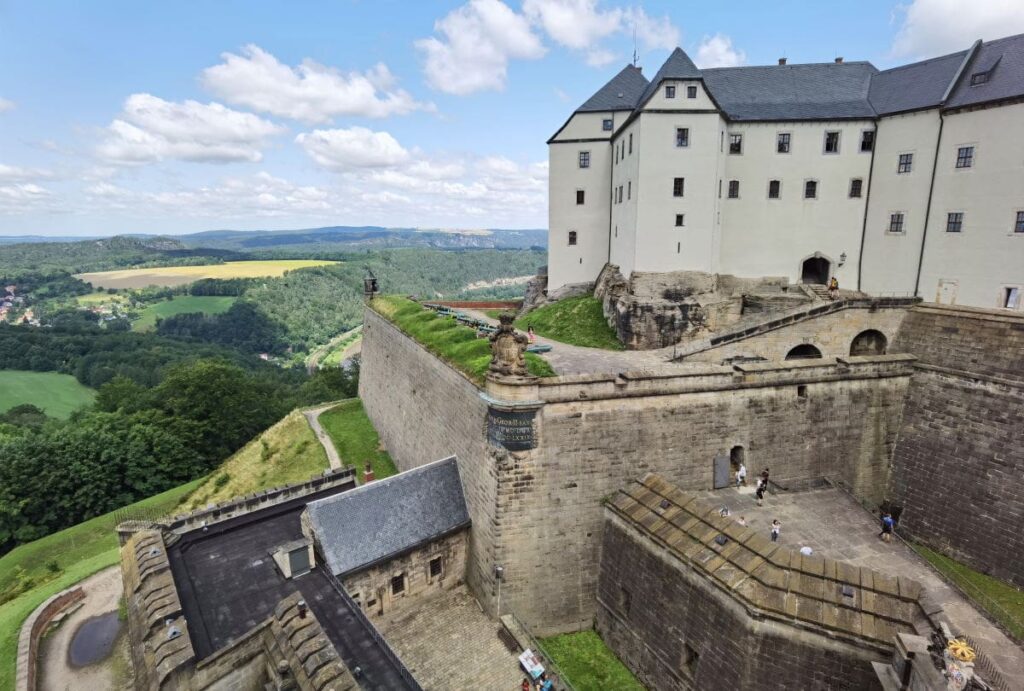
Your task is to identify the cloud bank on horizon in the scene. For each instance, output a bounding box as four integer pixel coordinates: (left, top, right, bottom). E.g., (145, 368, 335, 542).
(1, 0, 1023, 236)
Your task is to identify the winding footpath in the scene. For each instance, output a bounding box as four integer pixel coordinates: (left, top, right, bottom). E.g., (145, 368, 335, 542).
(302, 405, 342, 470)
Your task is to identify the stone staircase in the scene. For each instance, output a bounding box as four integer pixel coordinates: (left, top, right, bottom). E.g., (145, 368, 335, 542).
(806, 283, 831, 301)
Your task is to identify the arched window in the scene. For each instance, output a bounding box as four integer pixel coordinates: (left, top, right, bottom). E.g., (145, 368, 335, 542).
(786, 344, 822, 360)
(568, 231, 577, 246)
(850, 330, 887, 356)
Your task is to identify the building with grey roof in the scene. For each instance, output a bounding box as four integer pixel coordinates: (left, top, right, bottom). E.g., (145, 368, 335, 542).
(547, 33, 1024, 314)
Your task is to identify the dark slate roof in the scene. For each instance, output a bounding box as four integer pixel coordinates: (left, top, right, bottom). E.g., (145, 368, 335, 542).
(946, 33, 1024, 109)
(869, 49, 969, 115)
(636, 47, 703, 106)
(576, 65, 649, 112)
(305, 457, 470, 577)
(702, 62, 878, 121)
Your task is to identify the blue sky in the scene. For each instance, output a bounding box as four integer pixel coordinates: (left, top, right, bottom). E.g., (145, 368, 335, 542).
(2, 0, 1023, 236)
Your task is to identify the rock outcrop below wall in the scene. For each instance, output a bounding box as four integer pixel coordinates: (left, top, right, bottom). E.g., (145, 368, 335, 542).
(889, 304, 1024, 586)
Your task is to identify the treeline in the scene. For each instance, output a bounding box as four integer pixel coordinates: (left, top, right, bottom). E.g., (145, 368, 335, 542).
(157, 302, 288, 355)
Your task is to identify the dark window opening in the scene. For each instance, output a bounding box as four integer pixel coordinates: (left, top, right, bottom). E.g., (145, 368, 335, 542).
(673, 177, 685, 197)
(860, 130, 874, 152)
(568, 231, 577, 246)
(675, 127, 689, 147)
(602, 118, 613, 131)
(800, 256, 830, 284)
(804, 180, 818, 199)
(824, 131, 840, 154)
(889, 213, 905, 234)
(946, 212, 963, 233)
(683, 643, 700, 675)
(849, 178, 863, 198)
(675, 214, 684, 227)
(627, 181, 631, 200)
(728, 180, 739, 198)
(956, 146, 974, 168)
(970, 71, 989, 85)
(850, 329, 888, 356)
(429, 556, 443, 578)
(1003, 287, 1020, 309)
(628, 133, 633, 154)
(768, 180, 780, 199)
(898, 153, 913, 174)
(665, 85, 676, 98)
(786, 344, 823, 360)
(575, 189, 585, 205)
(797, 385, 808, 398)
(1016, 211, 1024, 233)
(687, 85, 698, 98)
(729, 134, 742, 154)
(676, 242, 681, 253)
(578, 151, 590, 168)
(391, 574, 405, 595)
(729, 445, 745, 474)
(777, 132, 790, 153)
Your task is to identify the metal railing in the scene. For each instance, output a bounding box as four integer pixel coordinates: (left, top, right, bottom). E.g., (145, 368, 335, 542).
(504, 611, 578, 691)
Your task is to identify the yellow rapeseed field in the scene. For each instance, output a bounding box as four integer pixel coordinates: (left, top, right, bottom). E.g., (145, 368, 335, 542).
(75, 259, 337, 289)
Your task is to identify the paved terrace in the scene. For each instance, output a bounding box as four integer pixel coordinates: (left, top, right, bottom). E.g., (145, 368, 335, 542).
(702, 485, 1024, 688)
(167, 488, 415, 690)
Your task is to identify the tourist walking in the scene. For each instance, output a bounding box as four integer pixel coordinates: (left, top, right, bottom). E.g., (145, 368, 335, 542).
(736, 462, 747, 487)
(527, 325, 536, 344)
(755, 479, 766, 507)
(771, 519, 781, 542)
(828, 276, 839, 300)
(879, 512, 895, 543)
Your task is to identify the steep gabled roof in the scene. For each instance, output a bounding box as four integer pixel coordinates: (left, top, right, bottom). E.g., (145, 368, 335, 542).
(576, 64, 649, 112)
(636, 47, 703, 106)
(305, 457, 470, 577)
(946, 32, 1024, 109)
(869, 49, 969, 115)
(702, 62, 878, 121)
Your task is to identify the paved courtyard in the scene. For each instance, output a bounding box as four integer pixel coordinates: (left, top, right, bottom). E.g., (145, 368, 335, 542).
(702, 485, 1024, 688)
(375, 585, 524, 690)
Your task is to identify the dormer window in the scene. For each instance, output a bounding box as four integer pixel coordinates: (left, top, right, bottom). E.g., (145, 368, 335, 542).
(969, 55, 1001, 86)
(665, 85, 676, 98)
(970, 72, 989, 85)
(687, 85, 697, 99)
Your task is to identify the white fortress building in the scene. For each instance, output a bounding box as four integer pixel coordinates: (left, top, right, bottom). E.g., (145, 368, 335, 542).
(547, 34, 1024, 311)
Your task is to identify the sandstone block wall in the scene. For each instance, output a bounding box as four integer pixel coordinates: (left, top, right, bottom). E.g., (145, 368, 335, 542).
(596, 515, 884, 691)
(889, 305, 1024, 586)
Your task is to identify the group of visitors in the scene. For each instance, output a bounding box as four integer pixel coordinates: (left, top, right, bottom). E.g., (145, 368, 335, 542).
(522, 673, 553, 691)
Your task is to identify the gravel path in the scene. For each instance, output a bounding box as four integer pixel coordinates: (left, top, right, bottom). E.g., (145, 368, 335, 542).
(303, 404, 342, 470)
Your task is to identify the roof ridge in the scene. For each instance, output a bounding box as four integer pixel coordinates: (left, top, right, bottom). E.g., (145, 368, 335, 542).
(306, 455, 457, 505)
(876, 49, 969, 75)
(704, 61, 874, 72)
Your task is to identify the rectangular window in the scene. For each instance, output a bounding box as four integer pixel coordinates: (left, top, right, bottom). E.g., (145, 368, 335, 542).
(888, 212, 905, 234)
(956, 146, 974, 168)
(729, 134, 742, 155)
(568, 231, 577, 245)
(618, 185, 623, 203)
(1005, 287, 1021, 309)
(575, 190, 585, 205)
(687, 85, 697, 98)
(391, 574, 405, 595)
(665, 85, 676, 98)
(860, 130, 874, 152)
(824, 131, 840, 154)
(675, 214, 685, 227)
(897, 153, 913, 174)
(615, 146, 618, 164)
(768, 180, 780, 199)
(804, 180, 818, 199)
(673, 177, 684, 197)
(849, 178, 863, 198)
(946, 212, 964, 233)
(578, 151, 590, 168)
(602, 118, 613, 131)
(1016, 211, 1024, 233)
(718, 179, 722, 198)
(971, 71, 989, 86)
(776, 132, 790, 154)
(628, 133, 633, 154)
(627, 181, 631, 200)
(675, 127, 689, 147)
(429, 557, 443, 578)
(728, 180, 739, 198)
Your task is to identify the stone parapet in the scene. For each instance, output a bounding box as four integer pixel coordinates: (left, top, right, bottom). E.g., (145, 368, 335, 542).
(15, 585, 85, 691)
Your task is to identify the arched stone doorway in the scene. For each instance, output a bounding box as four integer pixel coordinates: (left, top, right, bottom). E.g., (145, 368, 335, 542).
(785, 344, 823, 360)
(730, 445, 745, 478)
(800, 256, 831, 285)
(850, 329, 888, 356)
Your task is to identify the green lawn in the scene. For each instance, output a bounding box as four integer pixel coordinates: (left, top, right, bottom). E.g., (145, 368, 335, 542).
(318, 399, 397, 480)
(515, 296, 623, 350)
(131, 295, 236, 331)
(913, 543, 1024, 639)
(0, 370, 96, 418)
(540, 630, 644, 691)
(0, 479, 202, 691)
(371, 296, 555, 382)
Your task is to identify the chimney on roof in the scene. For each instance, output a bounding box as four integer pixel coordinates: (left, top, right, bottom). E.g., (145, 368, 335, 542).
(835, 57, 844, 64)
(778, 58, 787, 65)
(363, 462, 375, 483)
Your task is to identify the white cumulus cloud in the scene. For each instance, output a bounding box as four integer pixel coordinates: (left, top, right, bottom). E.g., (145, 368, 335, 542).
(891, 0, 1024, 58)
(626, 7, 680, 51)
(416, 0, 546, 95)
(0, 183, 55, 214)
(97, 94, 285, 164)
(295, 127, 411, 170)
(0, 163, 54, 183)
(0, 98, 14, 113)
(201, 45, 432, 123)
(695, 33, 747, 68)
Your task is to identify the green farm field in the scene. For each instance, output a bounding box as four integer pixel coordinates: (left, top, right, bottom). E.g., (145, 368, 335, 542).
(76, 259, 337, 289)
(132, 295, 236, 331)
(0, 371, 96, 418)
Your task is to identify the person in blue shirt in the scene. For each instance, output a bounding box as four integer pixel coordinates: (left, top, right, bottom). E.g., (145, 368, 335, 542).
(879, 512, 895, 542)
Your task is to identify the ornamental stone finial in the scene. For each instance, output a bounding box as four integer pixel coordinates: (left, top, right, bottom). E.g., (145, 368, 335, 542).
(488, 314, 529, 377)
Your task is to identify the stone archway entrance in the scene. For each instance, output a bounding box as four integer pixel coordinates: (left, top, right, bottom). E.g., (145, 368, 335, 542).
(801, 256, 831, 285)
(850, 329, 888, 356)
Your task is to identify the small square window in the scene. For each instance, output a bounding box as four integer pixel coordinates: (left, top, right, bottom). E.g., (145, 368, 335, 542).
(675, 214, 684, 227)
(1004, 287, 1021, 309)
(768, 180, 780, 199)
(602, 118, 613, 131)
(568, 231, 577, 245)
(849, 178, 863, 198)
(946, 212, 963, 233)
(956, 146, 974, 169)
(804, 180, 818, 199)
(824, 131, 840, 154)
(860, 130, 874, 152)
(970, 71, 989, 86)
(897, 153, 913, 174)
(728, 180, 739, 199)
(687, 85, 697, 99)
(889, 212, 905, 234)
(675, 127, 689, 147)
(776, 133, 790, 154)
(729, 134, 742, 155)
(665, 85, 676, 98)
(1016, 211, 1024, 233)
(673, 177, 684, 197)
(391, 574, 405, 595)
(578, 151, 590, 168)
(429, 556, 443, 578)
(575, 190, 584, 205)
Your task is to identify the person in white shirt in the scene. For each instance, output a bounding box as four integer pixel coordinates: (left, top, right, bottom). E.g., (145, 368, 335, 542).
(736, 463, 747, 487)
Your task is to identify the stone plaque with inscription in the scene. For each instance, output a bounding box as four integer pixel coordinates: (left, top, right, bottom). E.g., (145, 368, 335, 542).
(487, 408, 536, 451)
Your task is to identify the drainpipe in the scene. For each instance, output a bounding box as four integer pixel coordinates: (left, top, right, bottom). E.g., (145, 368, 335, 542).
(913, 112, 945, 298)
(606, 126, 615, 268)
(856, 126, 879, 291)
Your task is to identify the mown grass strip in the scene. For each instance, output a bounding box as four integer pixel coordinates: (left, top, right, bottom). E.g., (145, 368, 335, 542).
(319, 399, 397, 480)
(515, 295, 623, 350)
(539, 630, 643, 691)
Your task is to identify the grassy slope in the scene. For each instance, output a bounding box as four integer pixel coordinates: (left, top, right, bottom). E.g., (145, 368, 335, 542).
(0, 480, 202, 691)
(515, 296, 623, 350)
(372, 296, 555, 382)
(76, 259, 337, 289)
(131, 295, 236, 331)
(181, 409, 329, 510)
(540, 630, 644, 691)
(0, 370, 96, 418)
(914, 544, 1024, 639)
(318, 399, 397, 480)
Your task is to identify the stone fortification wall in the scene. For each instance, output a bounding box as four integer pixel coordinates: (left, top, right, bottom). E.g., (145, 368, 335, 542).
(889, 304, 1024, 586)
(16, 586, 85, 691)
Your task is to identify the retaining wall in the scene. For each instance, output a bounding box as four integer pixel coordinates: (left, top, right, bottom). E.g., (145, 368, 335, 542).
(15, 585, 85, 691)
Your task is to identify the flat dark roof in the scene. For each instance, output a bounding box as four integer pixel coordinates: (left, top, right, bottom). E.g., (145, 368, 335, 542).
(167, 484, 415, 690)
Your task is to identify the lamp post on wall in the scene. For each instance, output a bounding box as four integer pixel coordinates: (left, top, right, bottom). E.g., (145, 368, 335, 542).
(495, 564, 504, 617)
